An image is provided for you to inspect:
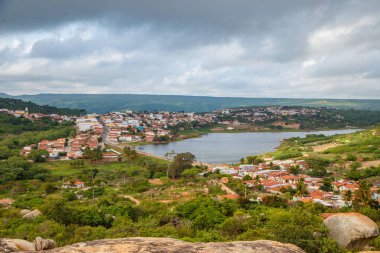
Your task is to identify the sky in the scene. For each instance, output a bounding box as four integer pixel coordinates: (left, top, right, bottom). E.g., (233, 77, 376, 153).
(0, 0, 379, 98)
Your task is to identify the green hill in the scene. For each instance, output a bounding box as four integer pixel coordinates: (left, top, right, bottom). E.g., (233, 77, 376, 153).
(0, 97, 86, 116)
(1, 93, 380, 113)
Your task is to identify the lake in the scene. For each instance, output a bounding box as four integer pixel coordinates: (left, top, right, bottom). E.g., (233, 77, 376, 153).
(138, 129, 360, 164)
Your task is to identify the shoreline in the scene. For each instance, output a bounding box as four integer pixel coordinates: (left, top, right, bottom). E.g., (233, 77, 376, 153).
(131, 127, 363, 164)
(128, 126, 364, 147)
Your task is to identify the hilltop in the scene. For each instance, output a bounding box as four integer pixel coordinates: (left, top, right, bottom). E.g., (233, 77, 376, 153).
(0, 97, 86, 116)
(1, 93, 380, 113)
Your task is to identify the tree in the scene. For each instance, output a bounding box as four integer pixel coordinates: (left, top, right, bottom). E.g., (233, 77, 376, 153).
(288, 165, 301, 175)
(320, 178, 333, 192)
(353, 180, 372, 208)
(168, 152, 196, 179)
(124, 146, 137, 160)
(83, 147, 103, 163)
(295, 179, 308, 197)
(306, 157, 330, 177)
(43, 183, 57, 194)
(344, 190, 353, 202)
(0, 146, 12, 159)
(242, 175, 252, 181)
(28, 149, 49, 162)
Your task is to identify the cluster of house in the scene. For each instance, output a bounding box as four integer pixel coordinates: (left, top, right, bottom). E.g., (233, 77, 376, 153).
(211, 159, 379, 208)
(0, 107, 72, 122)
(21, 133, 121, 160)
(214, 106, 323, 129)
(21, 138, 67, 158)
(75, 111, 215, 145)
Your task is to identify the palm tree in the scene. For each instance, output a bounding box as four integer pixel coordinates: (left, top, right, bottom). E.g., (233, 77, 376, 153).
(353, 180, 372, 208)
(295, 180, 308, 197)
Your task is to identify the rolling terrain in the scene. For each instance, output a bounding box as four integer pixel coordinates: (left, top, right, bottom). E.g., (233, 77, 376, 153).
(1, 93, 380, 113)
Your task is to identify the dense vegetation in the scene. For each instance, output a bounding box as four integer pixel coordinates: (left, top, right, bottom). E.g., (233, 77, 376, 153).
(0, 97, 86, 116)
(0, 156, 343, 253)
(1, 93, 380, 113)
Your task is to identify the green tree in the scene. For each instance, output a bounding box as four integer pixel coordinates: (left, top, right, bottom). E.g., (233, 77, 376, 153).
(344, 190, 353, 202)
(168, 152, 196, 179)
(320, 178, 333, 192)
(28, 149, 49, 162)
(295, 180, 308, 197)
(124, 146, 137, 160)
(83, 147, 103, 163)
(288, 165, 301, 175)
(43, 183, 57, 194)
(268, 207, 340, 253)
(353, 180, 372, 208)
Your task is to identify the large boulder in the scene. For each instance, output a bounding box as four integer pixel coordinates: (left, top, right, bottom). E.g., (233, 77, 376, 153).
(323, 212, 379, 249)
(0, 238, 35, 252)
(46, 238, 305, 253)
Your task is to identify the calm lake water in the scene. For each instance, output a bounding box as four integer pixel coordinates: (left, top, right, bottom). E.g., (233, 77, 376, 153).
(138, 129, 360, 164)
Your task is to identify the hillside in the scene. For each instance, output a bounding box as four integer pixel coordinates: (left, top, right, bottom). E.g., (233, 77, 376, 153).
(261, 125, 380, 182)
(0, 97, 87, 116)
(1, 93, 380, 113)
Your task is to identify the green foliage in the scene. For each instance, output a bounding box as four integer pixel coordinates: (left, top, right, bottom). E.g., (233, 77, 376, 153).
(0, 157, 50, 183)
(0, 97, 86, 116)
(305, 157, 330, 177)
(124, 146, 137, 160)
(267, 207, 340, 253)
(353, 180, 372, 208)
(319, 178, 333, 192)
(83, 147, 103, 163)
(273, 150, 303, 160)
(28, 149, 49, 162)
(176, 197, 234, 230)
(347, 166, 380, 180)
(169, 152, 196, 179)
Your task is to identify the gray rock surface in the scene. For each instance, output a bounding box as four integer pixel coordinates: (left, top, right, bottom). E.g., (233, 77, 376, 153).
(323, 212, 379, 250)
(22, 209, 41, 220)
(0, 238, 35, 252)
(46, 237, 305, 253)
(33, 237, 56, 250)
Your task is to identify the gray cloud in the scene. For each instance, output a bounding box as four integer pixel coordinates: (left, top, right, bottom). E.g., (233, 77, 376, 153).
(0, 0, 379, 98)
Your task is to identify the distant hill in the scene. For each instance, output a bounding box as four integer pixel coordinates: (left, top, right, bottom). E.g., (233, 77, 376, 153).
(0, 93, 379, 113)
(0, 97, 87, 116)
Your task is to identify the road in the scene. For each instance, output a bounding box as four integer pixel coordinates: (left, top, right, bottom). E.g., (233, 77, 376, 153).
(125, 195, 141, 205)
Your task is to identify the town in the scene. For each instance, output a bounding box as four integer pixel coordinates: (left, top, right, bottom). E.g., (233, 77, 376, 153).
(2, 106, 375, 212)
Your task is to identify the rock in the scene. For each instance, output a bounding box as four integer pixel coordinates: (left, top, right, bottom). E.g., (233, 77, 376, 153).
(22, 209, 41, 220)
(0, 198, 15, 206)
(323, 212, 379, 250)
(33, 237, 56, 251)
(46, 238, 305, 253)
(20, 209, 31, 216)
(0, 238, 35, 252)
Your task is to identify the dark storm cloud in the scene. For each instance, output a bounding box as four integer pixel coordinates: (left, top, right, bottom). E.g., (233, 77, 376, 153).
(0, 0, 379, 98)
(0, 0, 338, 34)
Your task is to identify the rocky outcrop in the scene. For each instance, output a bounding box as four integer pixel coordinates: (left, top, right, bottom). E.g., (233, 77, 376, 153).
(45, 238, 305, 253)
(323, 212, 379, 250)
(0, 237, 56, 252)
(22, 209, 41, 220)
(0, 238, 35, 252)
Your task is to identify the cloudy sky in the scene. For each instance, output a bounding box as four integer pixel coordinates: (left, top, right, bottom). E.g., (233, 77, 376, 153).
(0, 0, 379, 98)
